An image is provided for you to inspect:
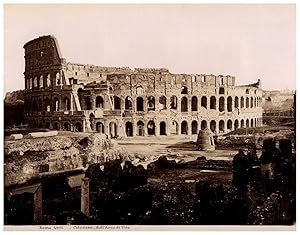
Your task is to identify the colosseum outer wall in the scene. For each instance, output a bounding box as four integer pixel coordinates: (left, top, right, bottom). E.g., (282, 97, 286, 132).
(23, 35, 263, 137)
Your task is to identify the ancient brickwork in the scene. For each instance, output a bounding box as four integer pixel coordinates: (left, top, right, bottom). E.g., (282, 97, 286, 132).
(23, 35, 263, 136)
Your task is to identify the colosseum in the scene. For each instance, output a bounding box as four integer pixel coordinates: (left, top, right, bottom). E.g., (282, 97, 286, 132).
(23, 35, 263, 137)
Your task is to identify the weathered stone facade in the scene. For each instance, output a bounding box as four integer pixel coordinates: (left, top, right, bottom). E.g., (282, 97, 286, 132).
(23, 35, 263, 137)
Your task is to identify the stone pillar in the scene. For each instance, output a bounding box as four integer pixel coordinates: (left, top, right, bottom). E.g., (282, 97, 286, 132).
(187, 120, 192, 135)
(81, 177, 90, 216)
(33, 184, 42, 222)
(91, 94, 96, 110)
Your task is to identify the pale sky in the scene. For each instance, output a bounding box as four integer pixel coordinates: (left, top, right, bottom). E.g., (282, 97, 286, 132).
(3, 4, 296, 93)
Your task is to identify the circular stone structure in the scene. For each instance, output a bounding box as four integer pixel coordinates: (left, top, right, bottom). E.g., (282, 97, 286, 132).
(196, 128, 215, 151)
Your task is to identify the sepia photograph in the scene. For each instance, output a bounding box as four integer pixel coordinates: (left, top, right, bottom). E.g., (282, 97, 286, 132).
(2, 2, 297, 231)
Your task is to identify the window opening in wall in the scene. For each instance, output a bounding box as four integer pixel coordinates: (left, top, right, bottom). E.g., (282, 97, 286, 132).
(227, 120, 232, 130)
(219, 97, 225, 112)
(219, 120, 225, 133)
(201, 120, 207, 130)
(114, 96, 121, 110)
(136, 97, 144, 111)
(96, 96, 104, 109)
(96, 122, 105, 133)
(227, 96, 233, 112)
(210, 96, 216, 109)
(159, 96, 167, 110)
(126, 122, 133, 137)
(181, 97, 188, 112)
(246, 89, 249, 94)
(125, 97, 132, 110)
(181, 86, 188, 94)
(170, 96, 177, 109)
(219, 87, 225, 94)
(192, 96, 198, 111)
(147, 120, 155, 136)
(160, 122, 166, 135)
(210, 120, 216, 133)
(137, 121, 145, 136)
(87, 73, 90, 77)
(148, 96, 155, 111)
(234, 97, 239, 108)
(201, 96, 207, 109)
(192, 120, 198, 134)
(181, 121, 188, 135)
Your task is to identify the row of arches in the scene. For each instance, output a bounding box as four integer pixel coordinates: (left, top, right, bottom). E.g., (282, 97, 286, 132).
(94, 117, 261, 137)
(25, 72, 60, 89)
(27, 120, 83, 132)
(25, 96, 71, 112)
(80, 95, 262, 112)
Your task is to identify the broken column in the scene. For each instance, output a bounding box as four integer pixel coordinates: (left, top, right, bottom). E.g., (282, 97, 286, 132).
(81, 177, 90, 216)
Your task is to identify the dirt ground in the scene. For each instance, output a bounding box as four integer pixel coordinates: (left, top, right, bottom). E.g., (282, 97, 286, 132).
(117, 135, 245, 162)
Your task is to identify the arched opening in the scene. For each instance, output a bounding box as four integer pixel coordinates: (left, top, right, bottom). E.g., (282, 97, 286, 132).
(210, 96, 216, 109)
(181, 97, 188, 112)
(125, 96, 132, 110)
(109, 122, 118, 138)
(53, 122, 59, 130)
(210, 120, 216, 133)
(219, 97, 225, 112)
(85, 97, 92, 110)
(170, 96, 177, 109)
(45, 98, 51, 112)
(63, 122, 71, 131)
(227, 96, 232, 112)
(89, 113, 95, 131)
(96, 96, 104, 109)
(96, 122, 105, 133)
(234, 119, 239, 129)
(219, 120, 225, 133)
(191, 96, 198, 111)
(246, 119, 249, 128)
(181, 86, 188, 94)
(234, 96, 239, 109)
(171, 121, 179, 135)
(148, 96, 155, 111)
(147, 120, 155, 136)
(241, 97, 245, 108)
(74, 122, 82, 132)
(137, 121, 145, 136)
(246, 89, 249, 94)
(45, 122, 50, 129)
(201, 120, 207, 130)
(53, 97, 59, 111)
(159, 96, 167, 110)
(192, 120, 198, 134)
(227, 120, 233, 131)
(136, 97, 144, 111)
(251, 97, 254, 108)
(64, 97, 71, 111)
(201, 96, 207, 109)
(254, 98, 257, 107)
(160, 122, 166, 135)
(251, 119, 254, 127)
(241, 119, 245, 128)
(246, 97, 249, 108)
(38, 122, 43, 128)
(125, 122, 133, 137)
(181, 121, 188, 135)
(114, 96, 121, 110)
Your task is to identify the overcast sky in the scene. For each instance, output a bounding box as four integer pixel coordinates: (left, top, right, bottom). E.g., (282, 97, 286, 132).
(3, 4, 296, 93)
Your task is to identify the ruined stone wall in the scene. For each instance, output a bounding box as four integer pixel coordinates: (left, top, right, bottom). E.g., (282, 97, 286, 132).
(4, 134, 121, 186)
